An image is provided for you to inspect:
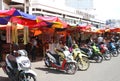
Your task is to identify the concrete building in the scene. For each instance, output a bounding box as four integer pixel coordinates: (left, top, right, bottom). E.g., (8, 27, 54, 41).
(1, 0, 105, 27)
(65, 0, 93, 9)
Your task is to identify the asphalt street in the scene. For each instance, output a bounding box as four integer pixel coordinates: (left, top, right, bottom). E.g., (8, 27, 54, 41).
(0, 55, 120, 81)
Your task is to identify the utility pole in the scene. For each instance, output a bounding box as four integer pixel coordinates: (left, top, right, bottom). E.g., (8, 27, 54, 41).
(0, 0, 3, 10)
(24, 0, 27, 13)
(24, 0, 31, 14)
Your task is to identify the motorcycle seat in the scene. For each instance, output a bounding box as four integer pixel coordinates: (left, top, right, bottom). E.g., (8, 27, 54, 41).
(47, 51, 60, 59)
(7, 54, 18, 69)
(47, 51, 61, 65)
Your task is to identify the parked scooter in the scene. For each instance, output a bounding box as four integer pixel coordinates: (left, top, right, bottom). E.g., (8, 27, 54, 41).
(108, 39, 118, 57)
(115, 41, 120, 54)
(72, 44, 90, 71)
(44, 46, 78, 74)
(2, 50, 37, 81)
(99, 42, 111, 60)
(81, 43, 103, 63)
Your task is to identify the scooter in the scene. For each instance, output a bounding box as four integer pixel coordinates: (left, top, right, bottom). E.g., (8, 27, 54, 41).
(2, 49, 37, 81)
(81, 43, 103, 63)
(44, 46, 78, 74)
(72, 44, 90, 71)
(108, 41, 118, 57)
(99, 43, 111, 60)
(115, 41, 120, 54)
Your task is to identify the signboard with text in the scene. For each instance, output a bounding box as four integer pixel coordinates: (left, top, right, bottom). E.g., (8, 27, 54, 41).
(11, 0, 24, 3)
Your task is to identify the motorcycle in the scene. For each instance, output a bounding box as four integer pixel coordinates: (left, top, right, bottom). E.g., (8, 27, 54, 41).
(99, 43, 111, 60)
(72, 44, 90, 71)
(108, 41, 118, 57)
(81, 43, 103, 63)
(115, 41, 120, 54)
(44, 46, 78, 74)
(2, 49, 37, 81)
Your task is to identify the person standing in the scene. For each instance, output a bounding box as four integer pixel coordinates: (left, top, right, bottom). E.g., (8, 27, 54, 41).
(30, 37, 38, 62)
(0, 38, 2, 61)
(66, 33, 72, 49)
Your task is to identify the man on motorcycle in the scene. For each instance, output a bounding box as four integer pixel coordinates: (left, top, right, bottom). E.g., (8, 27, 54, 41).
(54, 41, 69, 65)
(54, 41, 65, 59)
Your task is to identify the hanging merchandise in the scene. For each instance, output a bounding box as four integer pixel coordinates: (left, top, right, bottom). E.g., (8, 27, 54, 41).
(12, 22, 18, 45)
(23, 26, 29, 45)
(6, 26, 11, 43)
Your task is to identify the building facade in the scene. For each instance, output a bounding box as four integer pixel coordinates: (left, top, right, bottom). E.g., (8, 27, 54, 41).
(65, 0, 93, 9)
(1, 0, 105, 27)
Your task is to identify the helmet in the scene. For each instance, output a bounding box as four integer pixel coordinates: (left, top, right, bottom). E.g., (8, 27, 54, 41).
(72, 44, 78, 49)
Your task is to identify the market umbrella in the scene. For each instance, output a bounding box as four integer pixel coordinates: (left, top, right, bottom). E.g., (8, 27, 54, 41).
(34, 30, 42, 36)
(12, 9, 37, 20)
(10, 8, 38, 27)
(0, 8, 40, 45)
(37, 16, 68, 28)
(0, 8, 16, 25)
(10, 17, 38, 27)
(110, 28, 120, 32)
(11, 9, 58, 28)
(78, 25, 91, 32)
(0, 16, 11, 25)
(0, 8, 16, 17)
(0, 8, 38, 26)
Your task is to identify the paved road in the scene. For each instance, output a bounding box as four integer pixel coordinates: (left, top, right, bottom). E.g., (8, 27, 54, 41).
(0, 55, 120, 81)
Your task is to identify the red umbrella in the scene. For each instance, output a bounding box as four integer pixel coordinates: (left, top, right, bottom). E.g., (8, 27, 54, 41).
(37, 16, 68, 28)
(10, 17, 38, 28)
(0, 8, 16, 25)
(0, 8, 16, 17)
(110, 28, 120, 32)
(78, 25, 91, 31)
(0, 8, 38, 27)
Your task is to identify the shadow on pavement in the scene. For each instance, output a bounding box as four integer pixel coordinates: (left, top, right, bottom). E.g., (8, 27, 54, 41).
(89, 60, 103, 63)
(35, 67, 68, 75)
(0, 76, 10, 81)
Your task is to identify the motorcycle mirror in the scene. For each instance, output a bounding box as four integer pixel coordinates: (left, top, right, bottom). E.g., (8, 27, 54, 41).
(13, 50, 17, 53)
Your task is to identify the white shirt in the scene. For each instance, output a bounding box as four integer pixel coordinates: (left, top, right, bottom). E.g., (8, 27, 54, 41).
(98, 36, 103, 43)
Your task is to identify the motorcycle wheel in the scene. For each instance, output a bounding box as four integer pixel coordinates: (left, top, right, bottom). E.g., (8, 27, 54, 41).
(64, 62, 78, 74)
(94, 55, 103, 63)
(44, 57, 51, 67)
(18, 73, 36, 81)
(104, 51, 111, 60)
(117, 48, 120, 54)
(112, 51, 118, 57)
(78, 57, 90, 71)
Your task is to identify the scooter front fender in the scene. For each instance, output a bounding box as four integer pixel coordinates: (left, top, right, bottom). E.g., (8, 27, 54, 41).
(23, 69, 37, 76)
(66, 59, 77, 63)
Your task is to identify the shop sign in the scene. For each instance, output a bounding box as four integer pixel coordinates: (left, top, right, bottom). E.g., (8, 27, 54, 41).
(11, 0, 24, 3)
(75, 10, 94, 19)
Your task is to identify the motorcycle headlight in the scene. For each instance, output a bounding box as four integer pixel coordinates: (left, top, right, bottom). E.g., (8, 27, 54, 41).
(19, 60, 31, 69)
(66, 55, 73, 60)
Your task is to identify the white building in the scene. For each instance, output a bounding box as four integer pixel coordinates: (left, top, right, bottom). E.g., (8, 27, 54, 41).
(65, 0, 93, 9)
(1, 0, 105, 27)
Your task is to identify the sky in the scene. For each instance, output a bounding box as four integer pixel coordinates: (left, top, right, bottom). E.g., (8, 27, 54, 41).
(93, 0, 120, 21)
